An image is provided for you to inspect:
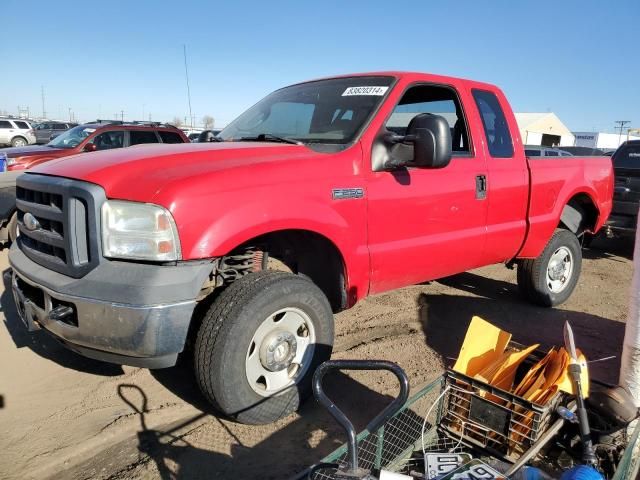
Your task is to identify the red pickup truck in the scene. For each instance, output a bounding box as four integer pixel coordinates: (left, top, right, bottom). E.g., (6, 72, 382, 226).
(9, 72, 612, 424)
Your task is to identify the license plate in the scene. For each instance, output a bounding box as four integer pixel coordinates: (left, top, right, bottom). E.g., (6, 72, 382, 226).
(0, 153, 6, 172)
(425, 453, 472, 479)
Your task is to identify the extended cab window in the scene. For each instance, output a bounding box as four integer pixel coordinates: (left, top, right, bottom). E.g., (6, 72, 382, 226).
(386, 84, 471, 154)
(92, 131, 124, 150)
(473, 90, 514, 158)
(130, 130, 159, 145)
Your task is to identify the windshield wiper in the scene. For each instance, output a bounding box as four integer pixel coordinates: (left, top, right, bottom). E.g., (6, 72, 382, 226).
(239, 133, 302, 145)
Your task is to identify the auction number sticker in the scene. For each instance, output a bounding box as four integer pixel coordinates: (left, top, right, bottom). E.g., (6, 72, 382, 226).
(0, 152, 6, 172)
(342, 86, 389, 96)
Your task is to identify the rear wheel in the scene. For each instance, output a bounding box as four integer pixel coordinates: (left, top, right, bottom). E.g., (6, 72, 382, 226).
(517, 229, 582, 307)
(194, 271, 334, 424)
(11, 136, 27, 147)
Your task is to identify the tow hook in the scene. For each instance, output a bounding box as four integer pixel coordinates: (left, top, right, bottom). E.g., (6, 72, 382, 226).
(605, 226, 614, 238)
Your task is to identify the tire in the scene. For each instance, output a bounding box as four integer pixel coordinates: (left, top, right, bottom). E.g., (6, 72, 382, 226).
(11, 136, 27, 147)
(194, 270, 334, 424)
(517, 229, 582, 307)
(7, 212, 17, 244)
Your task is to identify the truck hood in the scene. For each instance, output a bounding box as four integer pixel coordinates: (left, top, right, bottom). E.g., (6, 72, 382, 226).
(2, 145, 65, 158)
(29, 142, 322, 202)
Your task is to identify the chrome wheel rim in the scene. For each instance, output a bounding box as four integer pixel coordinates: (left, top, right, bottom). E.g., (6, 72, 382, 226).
(245, 307, 316, 397)
(547, 246, 573, 293)
(14, 138, 26, 146)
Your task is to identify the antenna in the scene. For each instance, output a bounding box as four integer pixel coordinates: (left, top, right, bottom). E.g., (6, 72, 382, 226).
(183, 44, 194, 129)
(615, 120, 631, 146)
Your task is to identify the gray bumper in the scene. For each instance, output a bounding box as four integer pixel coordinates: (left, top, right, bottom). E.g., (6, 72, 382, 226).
(9, 245, 213, 368)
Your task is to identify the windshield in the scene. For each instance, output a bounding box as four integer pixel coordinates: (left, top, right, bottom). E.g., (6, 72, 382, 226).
(48, 125, 96, 149)
(218, 76, 394, 147)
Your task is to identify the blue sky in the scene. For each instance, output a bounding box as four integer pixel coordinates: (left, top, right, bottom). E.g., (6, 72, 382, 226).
(1, 0, 638, 132)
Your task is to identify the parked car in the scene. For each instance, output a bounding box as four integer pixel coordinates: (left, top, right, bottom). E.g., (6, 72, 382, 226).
(0, 118, 36, 147)
(2, 120, 189, 171)
(606, 140, 640, 234)
(556, 146, 606, 156)
(9, 72, 613, 425)
(195, 129, 222, 142)
(33, 122, 77, 144)
(524, 145, 573, 157)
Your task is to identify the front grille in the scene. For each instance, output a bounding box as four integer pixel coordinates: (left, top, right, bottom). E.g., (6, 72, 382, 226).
(15, 174, 104, 278)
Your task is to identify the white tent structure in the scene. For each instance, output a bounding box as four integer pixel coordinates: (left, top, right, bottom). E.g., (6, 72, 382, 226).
(515, 113, 575, 147)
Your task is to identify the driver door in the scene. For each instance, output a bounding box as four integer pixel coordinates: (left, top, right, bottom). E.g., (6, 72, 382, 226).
(366, 83, 488, 294)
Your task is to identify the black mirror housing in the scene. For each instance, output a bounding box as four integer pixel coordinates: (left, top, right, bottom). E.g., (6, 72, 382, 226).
(406, 113, 452, 168)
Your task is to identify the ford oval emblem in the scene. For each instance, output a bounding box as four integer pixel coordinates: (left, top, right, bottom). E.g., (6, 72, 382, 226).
(23, 213, 40, 231)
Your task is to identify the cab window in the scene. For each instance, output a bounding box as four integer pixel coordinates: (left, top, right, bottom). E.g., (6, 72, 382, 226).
(385, 84, 471, 154)
(92, 131, 124, 150)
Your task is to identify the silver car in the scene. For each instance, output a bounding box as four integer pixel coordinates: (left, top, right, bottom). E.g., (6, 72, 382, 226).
(0, 118, 36, 147)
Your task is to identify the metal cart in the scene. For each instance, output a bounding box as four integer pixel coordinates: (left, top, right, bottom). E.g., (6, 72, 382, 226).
(299, 360, 640, 480)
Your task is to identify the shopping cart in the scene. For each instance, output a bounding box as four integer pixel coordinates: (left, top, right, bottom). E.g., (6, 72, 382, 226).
(298, 360, 640, 480)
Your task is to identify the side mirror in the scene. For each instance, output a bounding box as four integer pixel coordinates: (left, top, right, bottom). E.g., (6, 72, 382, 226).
(83, 143, 97, 152)
(379, 114, 452, 171)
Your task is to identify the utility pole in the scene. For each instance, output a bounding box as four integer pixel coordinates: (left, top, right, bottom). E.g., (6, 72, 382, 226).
(142, 104, 145, 122)
(183, 44, 194, 128)
(120, 110, 125, 122)
(615, 120, 631, 146)
(68, 108, 72, 122)
(41, 85, 47, 120)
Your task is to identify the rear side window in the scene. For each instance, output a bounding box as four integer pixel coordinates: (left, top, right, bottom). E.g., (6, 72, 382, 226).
(159, 131, 184, 144)
(613, 144, 640, 169)
(54, 124, 66, 130)
(545, 150, 559, 156)
(525, 149, 541, 157)
(130, 130, 159, 145)
(14, 121, 29, 129)
(0, 120, 12, 128)
(472, 90, 514, 158)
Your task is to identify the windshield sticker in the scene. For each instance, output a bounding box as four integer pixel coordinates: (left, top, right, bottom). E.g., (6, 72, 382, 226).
(83, 128, 96, 134)
(342, 86, 389, 96)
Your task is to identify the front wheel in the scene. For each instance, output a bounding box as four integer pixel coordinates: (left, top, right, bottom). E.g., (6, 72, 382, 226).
(517, 229, 582, 307)
(194, 271, 334, 424)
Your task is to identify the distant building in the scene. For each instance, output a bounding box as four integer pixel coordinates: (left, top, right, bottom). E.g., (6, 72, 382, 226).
(572, 131, 640, 150)
(515, 113, 574, 147)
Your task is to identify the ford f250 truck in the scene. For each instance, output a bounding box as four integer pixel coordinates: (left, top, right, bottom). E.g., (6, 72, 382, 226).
(9, 72, 613, 424)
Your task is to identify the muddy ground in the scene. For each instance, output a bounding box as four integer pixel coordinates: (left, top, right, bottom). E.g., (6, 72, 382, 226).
(0, 236, 634, 480)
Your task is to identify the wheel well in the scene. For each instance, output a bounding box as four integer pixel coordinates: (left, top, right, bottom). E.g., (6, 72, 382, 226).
(559, 194, 599, 235)
(11, 135, 27, 142)
(231, 230, 347, 313)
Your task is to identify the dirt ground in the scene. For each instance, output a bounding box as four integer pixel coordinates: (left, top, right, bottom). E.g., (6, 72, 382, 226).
(0, 236, 634, 480)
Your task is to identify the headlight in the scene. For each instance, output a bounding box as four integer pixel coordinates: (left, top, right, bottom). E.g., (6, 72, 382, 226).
(101, 200, 181, 261)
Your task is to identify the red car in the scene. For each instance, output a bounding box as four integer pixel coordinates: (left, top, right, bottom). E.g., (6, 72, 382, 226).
(10, 72, 613, 424)
(2, 121, 188, 170)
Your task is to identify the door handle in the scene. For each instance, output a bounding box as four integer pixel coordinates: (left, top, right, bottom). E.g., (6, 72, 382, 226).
(476, 174, 487, 200)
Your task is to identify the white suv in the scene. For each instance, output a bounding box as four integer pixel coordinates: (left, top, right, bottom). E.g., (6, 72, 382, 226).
(0, 119, 36, 147)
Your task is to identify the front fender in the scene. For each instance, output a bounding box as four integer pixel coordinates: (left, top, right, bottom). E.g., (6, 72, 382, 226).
(173, 192, 370, 302)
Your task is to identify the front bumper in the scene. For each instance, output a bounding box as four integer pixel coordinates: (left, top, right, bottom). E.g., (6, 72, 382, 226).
(9, 245, 213, 368)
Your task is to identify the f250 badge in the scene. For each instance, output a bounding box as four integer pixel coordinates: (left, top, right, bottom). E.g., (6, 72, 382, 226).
(332, 188, 364, 200)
